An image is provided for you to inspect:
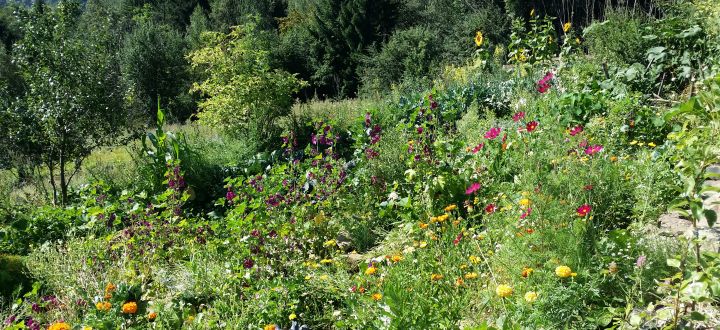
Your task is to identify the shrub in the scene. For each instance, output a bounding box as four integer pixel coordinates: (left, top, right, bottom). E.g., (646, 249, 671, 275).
(189, 20, 306, 150)
(583, 9, 648, 66)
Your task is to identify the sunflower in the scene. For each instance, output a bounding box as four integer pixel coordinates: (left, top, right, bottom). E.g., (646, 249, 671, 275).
(563, 22, 572, 33)
(474, 31, 484, 47)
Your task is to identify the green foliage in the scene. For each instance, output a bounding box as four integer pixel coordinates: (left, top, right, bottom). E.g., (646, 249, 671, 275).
(10, 0, 131, 205)
(120, 15, 192, 122)
(584, 9, 648, 66)
(189, 21, 306, 149)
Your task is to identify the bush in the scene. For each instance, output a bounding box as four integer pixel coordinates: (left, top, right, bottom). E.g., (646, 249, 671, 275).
(0, 255, 30, 305)
(583, 9, 648, 66)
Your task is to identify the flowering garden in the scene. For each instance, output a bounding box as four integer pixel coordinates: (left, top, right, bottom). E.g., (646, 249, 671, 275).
(2, 1, 720, 329)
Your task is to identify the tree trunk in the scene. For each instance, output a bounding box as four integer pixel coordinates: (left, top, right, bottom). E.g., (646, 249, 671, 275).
(48, 160, 58, 206)
(59, 149, 68, 206)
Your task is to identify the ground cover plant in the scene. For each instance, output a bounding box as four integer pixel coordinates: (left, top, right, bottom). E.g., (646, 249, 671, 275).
(1, 0, 720, 329)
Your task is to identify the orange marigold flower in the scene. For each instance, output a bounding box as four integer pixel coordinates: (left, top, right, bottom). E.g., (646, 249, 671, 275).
(444, 204, 457, 212)
(264, 324, 277, 330)
(148, 312, 158, 321)
(521, 267, 534, 278)
(419, 222, 429, 229)
(121, 301, 138, 314)
(455, 277, 464, 286)
(96, 301, 111, 312)
(48, 322, 71, 330)
(391, 255, 403, 263)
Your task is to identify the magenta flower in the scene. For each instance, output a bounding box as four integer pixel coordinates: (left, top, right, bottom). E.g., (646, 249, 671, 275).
(536, 72, 554, 93)
(569, 125, 583, 136)
(226, 189, 236, 202)
(485, 127, 501, 139)
(576, 204, 592, 217)
(520, 207, 532, 219)
(243, 258, 255, 269)
(471, 143, 485, 154)
(466, 182, 481, 195)
(584, 145, 603, 156)
(512, 112, 526, 122)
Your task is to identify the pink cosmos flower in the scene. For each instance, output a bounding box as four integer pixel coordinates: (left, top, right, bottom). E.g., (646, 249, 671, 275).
(471, 143, 485, 154)
(512, 112, 525, 122)
(466, 182, 481, 195)
(584, 145, 603, 156)
(520, 207, 532, 219)
(569, 125, 583, 136)
(484, 127, 501, 140)
(576, 204, 592, 217)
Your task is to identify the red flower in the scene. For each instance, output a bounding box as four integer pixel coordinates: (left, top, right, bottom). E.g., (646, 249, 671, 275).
(484, 127, 502, 140)
(526, 121, 538, 132)
(485, 203, 496, 214)
(512, 112, 525, 122)
(576, 204, 592, 217)
(583, 185, 593, 191)
(466, 182, 481, 195)
(453, 233, 463, 246)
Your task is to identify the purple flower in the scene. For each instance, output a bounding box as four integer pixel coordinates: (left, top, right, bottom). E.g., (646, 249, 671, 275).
(251, 229, 260, 237)
(4, 315, 16, 325)
(243, 258, 255, 269)
(226, 189, 236, 202)
(635, 255, 647, 268)
(32, 303, 40, 313)
(417, 126, 423, 134)
(25, 318, 39, 330)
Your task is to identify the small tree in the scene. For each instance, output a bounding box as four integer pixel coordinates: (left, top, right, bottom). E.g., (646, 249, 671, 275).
(189, 20, 306, 148)
(11, 0, 131, 205)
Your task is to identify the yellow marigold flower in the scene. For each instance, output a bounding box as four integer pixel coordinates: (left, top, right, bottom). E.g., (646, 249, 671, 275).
(320, 258, 333, 265)
(521, 267, 534, 278)
(148, 312, 158, 321)
(519, 198, 531, 208)
(431, 274, 444, 281)
(445, 204, 457, 212)
(555, 265, 572, 278)
(391, 255, 403, 263)
(371, 293, 382, 301)
(474, 31, 484, 47)
(469, 256, 480, 264)
(563, 22, 571, 32)
(264, 324, 277, 330)
(96, 301, 111, 312)
(436, 214, 449, 222)
(121, 301, 138, 314)
(495, 284, 513, 298)
(365, 266, 377, 275)
(323, 240, 336, 247)
(289, 313, 297, 320)
(524, 291, 538, 303)
(419, 222, 429, 229)
(48, 322, 71, 330)
(464, 272, 478, 279)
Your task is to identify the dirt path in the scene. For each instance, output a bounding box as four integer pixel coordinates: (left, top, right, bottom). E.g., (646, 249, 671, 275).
(658, 165, 720, 252)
